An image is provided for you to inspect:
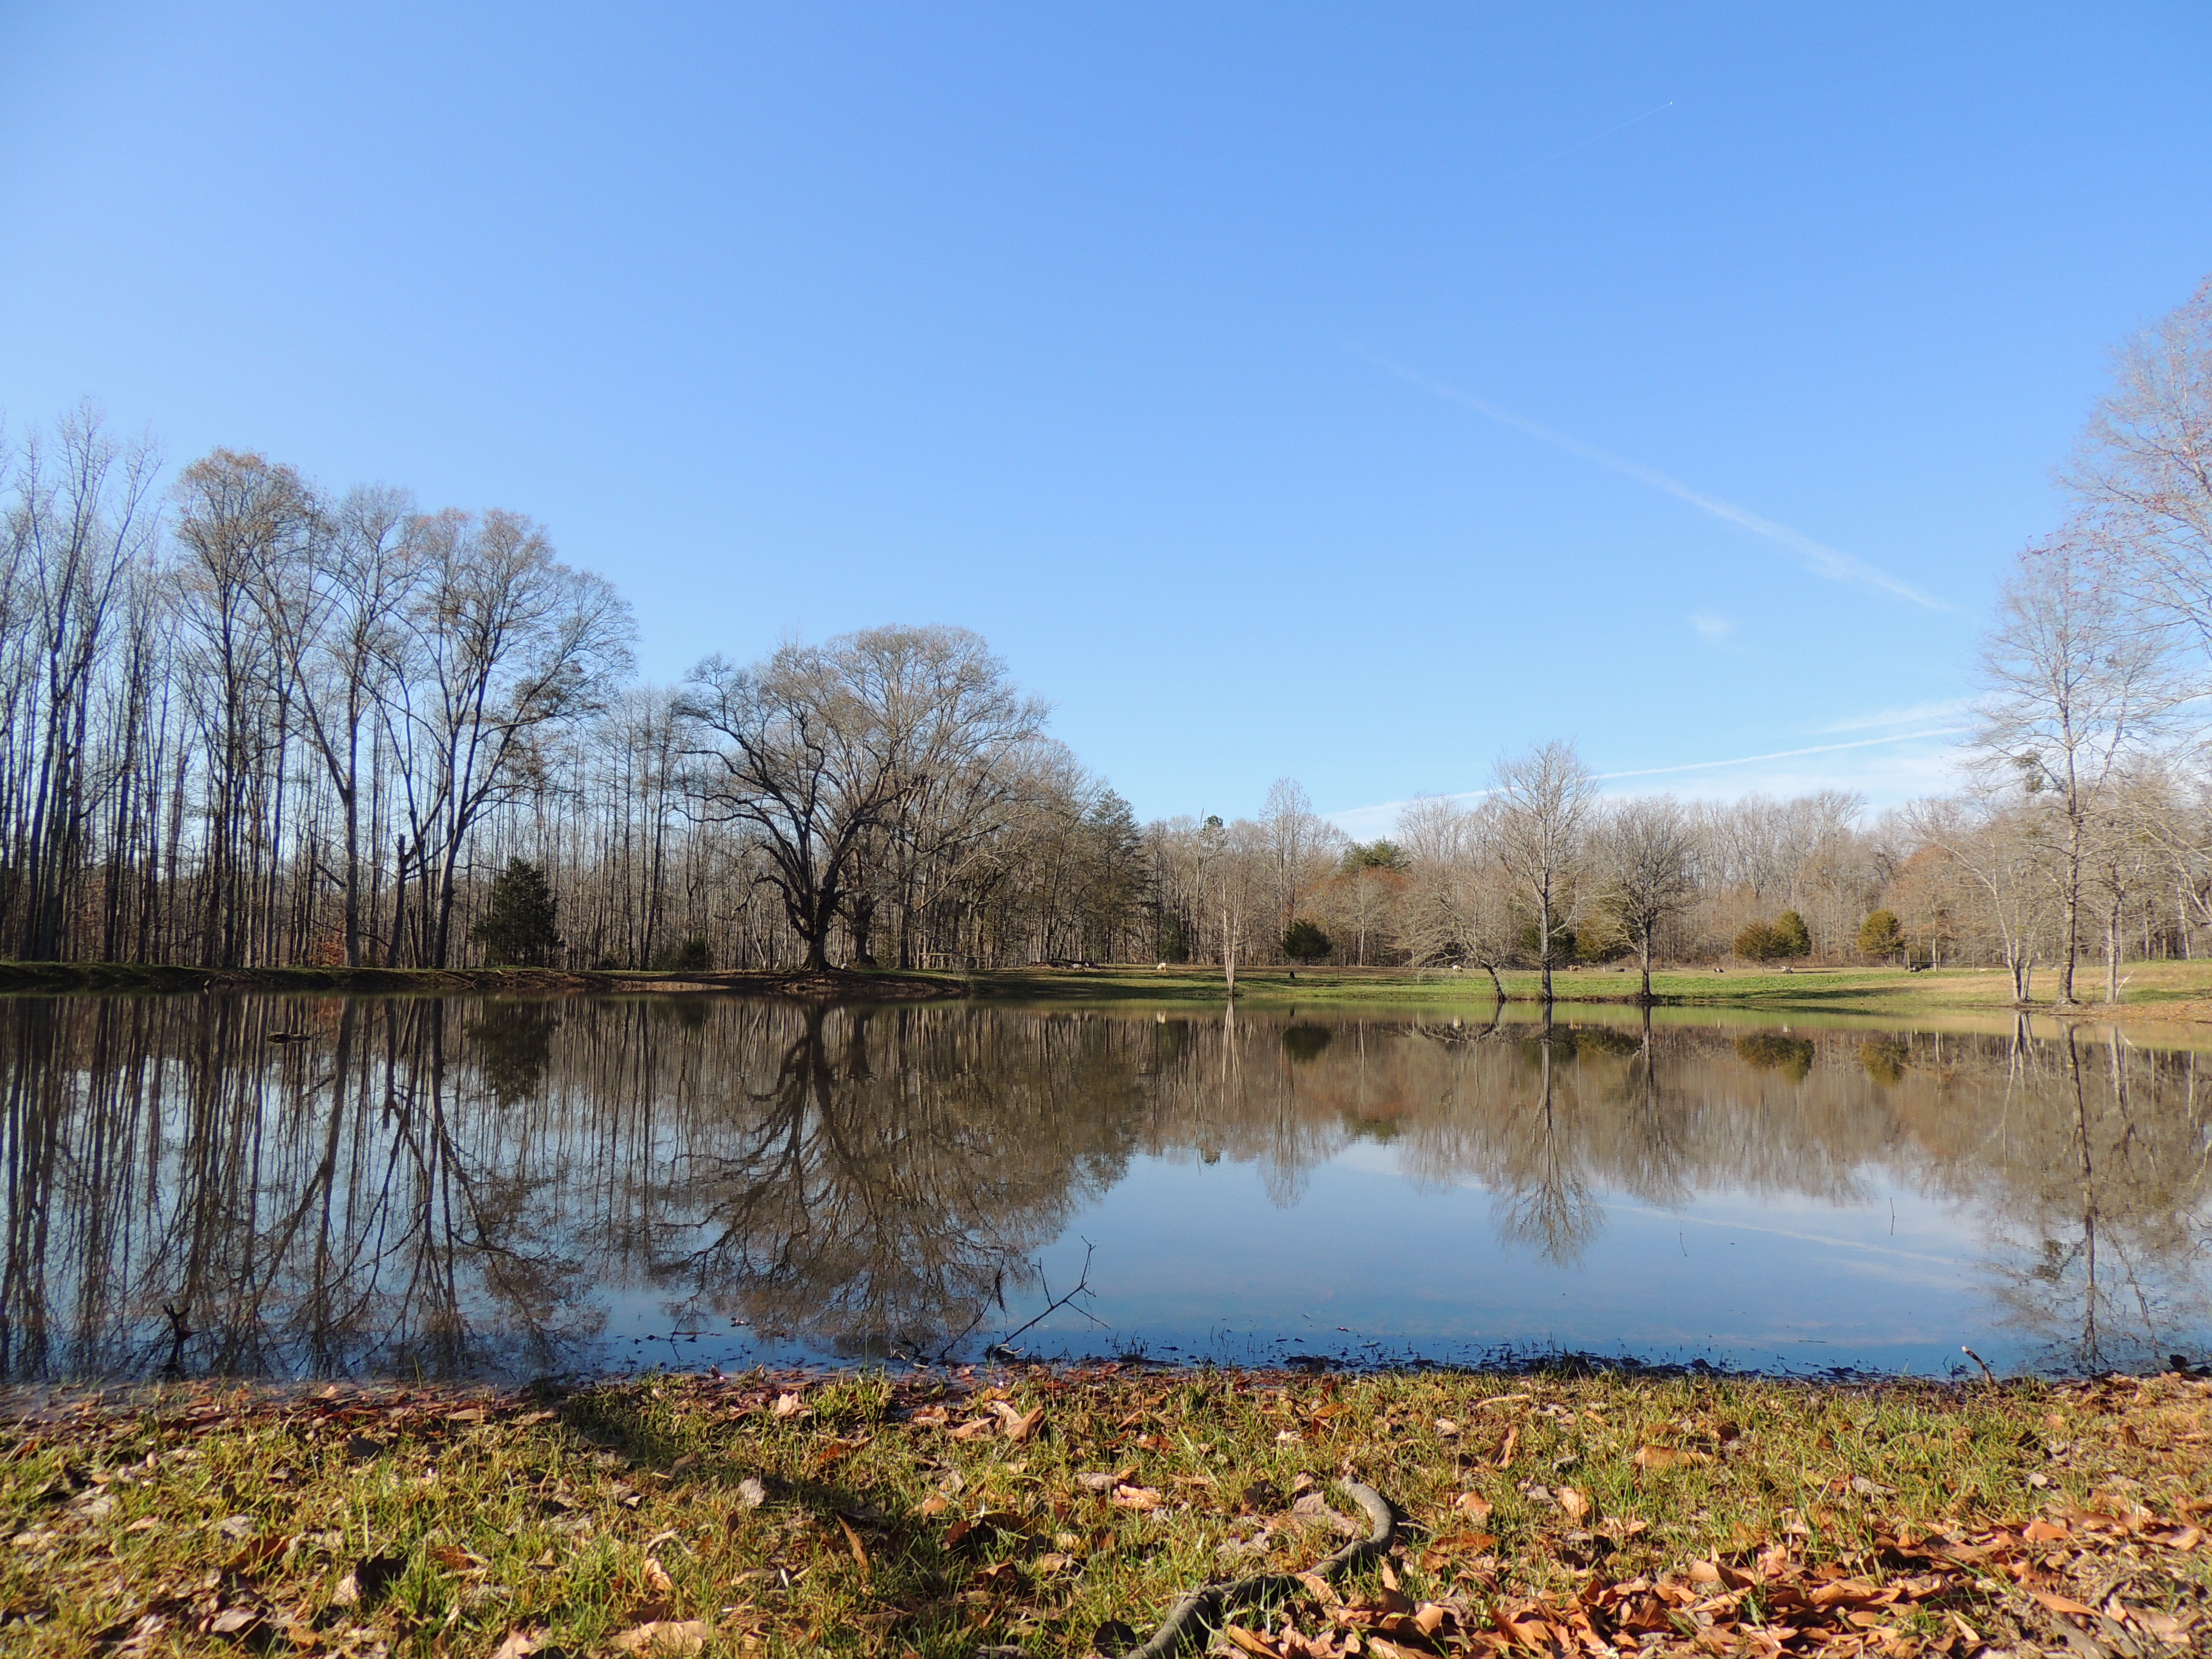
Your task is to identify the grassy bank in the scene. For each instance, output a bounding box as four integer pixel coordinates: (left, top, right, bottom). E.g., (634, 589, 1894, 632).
(4, 1366, 2205, 1657)
(966, 959, 2212, 1026)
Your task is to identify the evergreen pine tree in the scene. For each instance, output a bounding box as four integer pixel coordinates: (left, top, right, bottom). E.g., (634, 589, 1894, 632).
(470, 858, 564, 966)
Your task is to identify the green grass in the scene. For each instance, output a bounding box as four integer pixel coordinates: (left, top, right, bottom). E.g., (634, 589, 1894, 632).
(3, 1367, 2205, 1655)
(11, 957, 2212, 1034)
(957, 958, 2212, 1025)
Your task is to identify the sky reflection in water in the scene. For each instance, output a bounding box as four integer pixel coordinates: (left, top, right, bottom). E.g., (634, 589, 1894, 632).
(1, 995, 2205, 1383)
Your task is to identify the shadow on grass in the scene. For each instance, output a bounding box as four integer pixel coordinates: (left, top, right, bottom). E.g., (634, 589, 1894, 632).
(557, 1379, 985, 1652)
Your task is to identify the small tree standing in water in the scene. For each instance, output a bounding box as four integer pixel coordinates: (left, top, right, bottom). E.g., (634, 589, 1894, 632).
(471, 858, 564, 966)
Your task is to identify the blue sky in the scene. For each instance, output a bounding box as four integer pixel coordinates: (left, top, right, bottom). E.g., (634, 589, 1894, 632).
(4, 3, 2208, 834)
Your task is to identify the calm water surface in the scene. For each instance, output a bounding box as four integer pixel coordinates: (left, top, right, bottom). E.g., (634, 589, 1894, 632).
(2, 995, 2207, 1383)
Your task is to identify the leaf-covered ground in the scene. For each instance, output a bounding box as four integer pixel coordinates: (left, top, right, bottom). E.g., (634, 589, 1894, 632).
(2, 1365, 2206, 1657)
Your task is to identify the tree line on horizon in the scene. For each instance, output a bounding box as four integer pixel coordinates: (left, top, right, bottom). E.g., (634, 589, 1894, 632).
(3, 277, 2210, 995)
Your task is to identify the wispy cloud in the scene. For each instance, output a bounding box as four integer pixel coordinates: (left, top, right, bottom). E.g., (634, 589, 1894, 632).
(1689, 612, 1734, 643)
(1374, 360, 1958, 613)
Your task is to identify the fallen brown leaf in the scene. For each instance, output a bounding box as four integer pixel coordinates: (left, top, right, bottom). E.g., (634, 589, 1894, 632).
(2031, 1589, 2100, 1618)
(329, 1553, 404, 1609)
(1634, 1444, 1711, 1471)
(1223, 1626, 1283, 1657)
(995, 1402, 1046, 1444)
(610, 1619, 709, 1656)
(1111, 1484, 1164, 1511)
(835, 1515, 870, 1584)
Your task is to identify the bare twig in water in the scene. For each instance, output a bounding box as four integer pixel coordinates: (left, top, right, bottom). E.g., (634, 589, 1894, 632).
(932, 1304, 991, 1366)
(1961, 1345, 1998, 1385)
(934, 1241, 1107, 1365)
(986, 1240, 1107, 1360)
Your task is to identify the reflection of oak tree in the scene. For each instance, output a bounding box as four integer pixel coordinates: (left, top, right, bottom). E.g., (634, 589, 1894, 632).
(640, 1006, 1135, 1357)
(1486, 1028, 1604, 1266)
(1595, 1013, 1695, 1210)
(1982, 1024, 2212, 1373)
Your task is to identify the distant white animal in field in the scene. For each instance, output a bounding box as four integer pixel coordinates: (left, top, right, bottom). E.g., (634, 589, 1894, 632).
(1156, 962, 1167, 972)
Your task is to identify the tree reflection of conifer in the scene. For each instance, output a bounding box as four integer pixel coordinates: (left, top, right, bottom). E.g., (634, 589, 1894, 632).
(466, 1000, 557, 1105)
(1735, 1032, 1815, 1082)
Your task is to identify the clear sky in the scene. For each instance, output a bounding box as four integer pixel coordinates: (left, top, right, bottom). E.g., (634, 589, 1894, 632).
(4, 3, 2209, 835)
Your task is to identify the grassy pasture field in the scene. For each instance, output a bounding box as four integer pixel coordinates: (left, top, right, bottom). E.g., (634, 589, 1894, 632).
(954, 958, 2212, 1030)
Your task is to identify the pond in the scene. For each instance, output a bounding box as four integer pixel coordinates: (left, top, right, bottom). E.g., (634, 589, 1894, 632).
(0, 994, 2207, 1384)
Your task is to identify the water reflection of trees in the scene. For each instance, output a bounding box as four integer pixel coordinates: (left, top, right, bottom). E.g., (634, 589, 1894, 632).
(0, 996, 2206, 1381)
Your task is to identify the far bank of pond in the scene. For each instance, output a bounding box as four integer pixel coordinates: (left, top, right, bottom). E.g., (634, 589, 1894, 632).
(11, 958, 2212, 1027)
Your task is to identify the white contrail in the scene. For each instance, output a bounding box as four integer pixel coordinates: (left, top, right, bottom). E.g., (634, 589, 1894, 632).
(1489, 100, 1675, 186)
(1597, 726, 1969, 781)
(1376, 361, 1958, 613)
(1817, 698, 1974, 733)
(1324, 726, 1967, 830)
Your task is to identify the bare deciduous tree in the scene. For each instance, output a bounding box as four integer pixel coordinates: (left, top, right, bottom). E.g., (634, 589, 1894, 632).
(1397, 820, 1518, 1001)
(1595, 796, 1697, 1003)
(679, 626, 1037, 972)
(171, 449, 315, 966)
(1261, 777, 1333, 935)
(2, 408, 161, 959)
(384, 509, 633, 966)
(1975, 533, 2171, 1003)
(2068, 276, 2212, 659)
(1490, 740, 1597, 1003)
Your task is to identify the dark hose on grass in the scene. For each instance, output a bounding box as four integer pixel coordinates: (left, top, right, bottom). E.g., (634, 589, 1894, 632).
(1119, 1479, 1395, 1659)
